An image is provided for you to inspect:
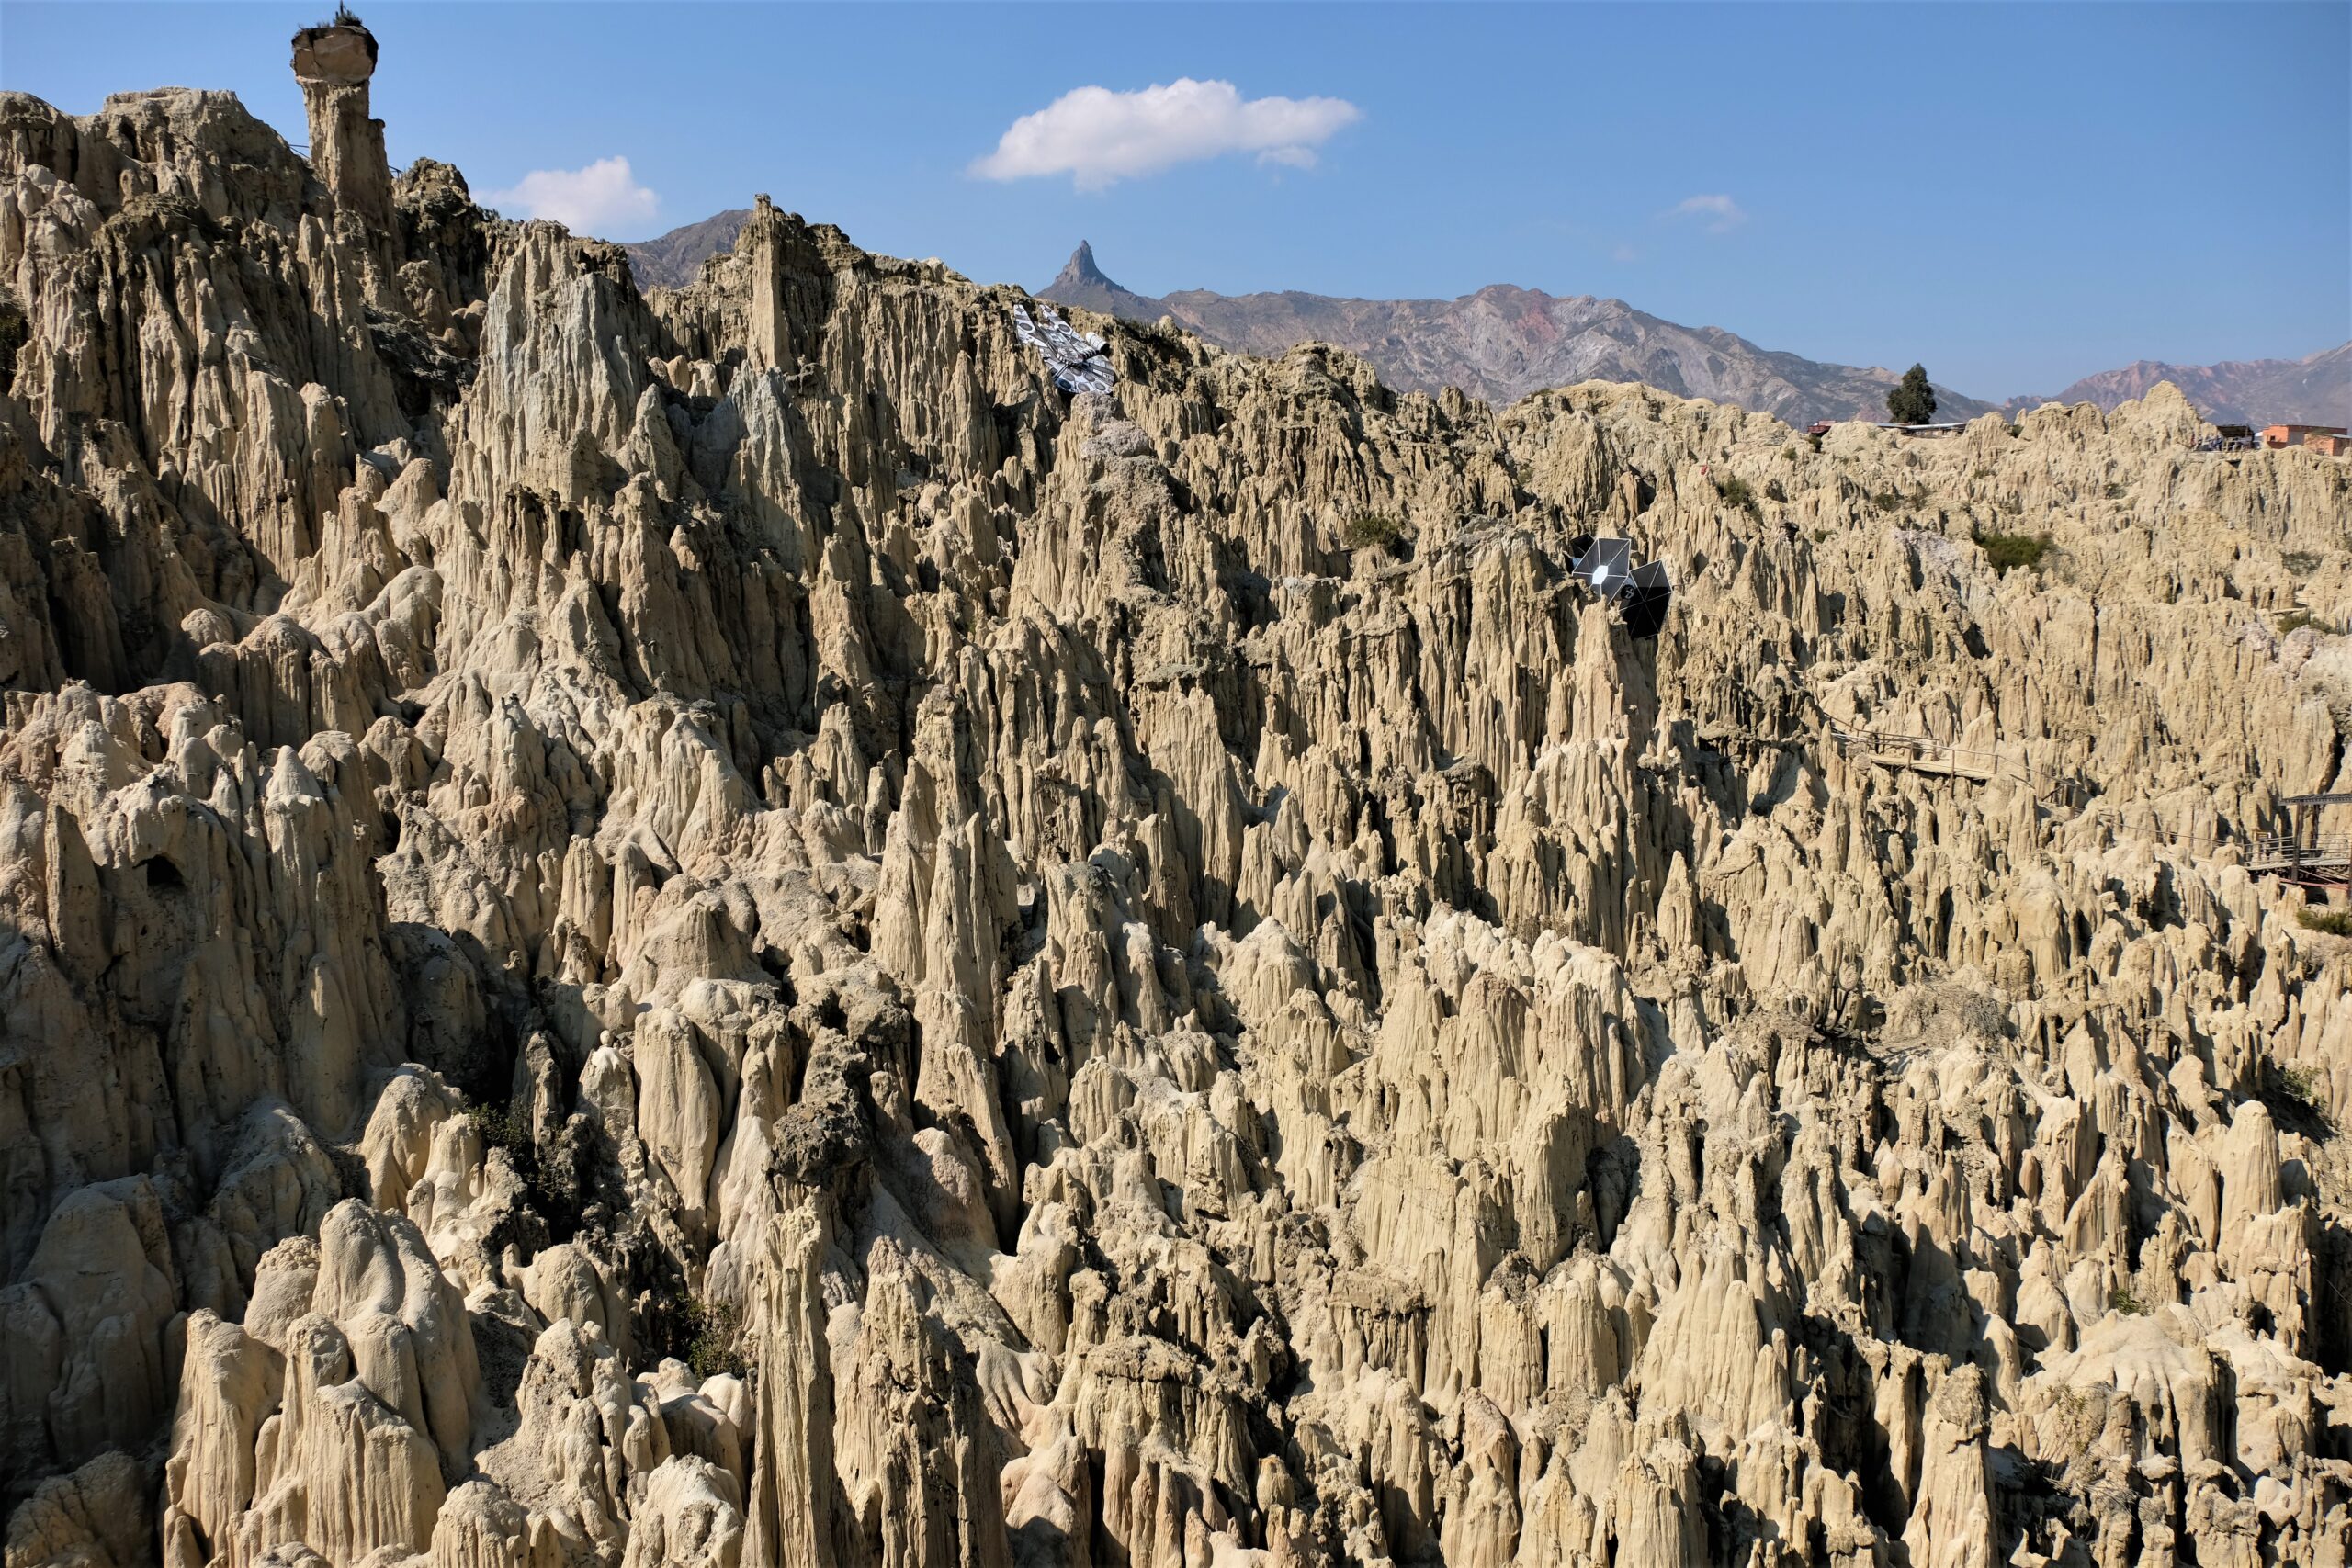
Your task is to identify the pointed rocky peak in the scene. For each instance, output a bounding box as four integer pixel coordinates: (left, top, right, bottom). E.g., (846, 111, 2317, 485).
(1039, 241, 1172, 326)
(1051, 241, 1117, 293)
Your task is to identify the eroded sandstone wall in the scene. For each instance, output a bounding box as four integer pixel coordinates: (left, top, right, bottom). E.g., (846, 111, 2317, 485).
(3, 28, 2350, 1568)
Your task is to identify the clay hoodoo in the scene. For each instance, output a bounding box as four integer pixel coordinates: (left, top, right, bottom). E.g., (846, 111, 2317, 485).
(2, 18, 2350, 1568)
(289, 13, 391, 236)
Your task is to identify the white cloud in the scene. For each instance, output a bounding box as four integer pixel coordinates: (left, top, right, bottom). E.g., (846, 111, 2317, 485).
(972, 79, 1361, 191)
(1666, 193, 1747, 234)
(1257, 144, 1320, 171)
(485, 156, 660, 236)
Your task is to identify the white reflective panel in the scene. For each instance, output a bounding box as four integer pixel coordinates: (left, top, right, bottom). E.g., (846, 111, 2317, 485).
(1016, 302, 1117, 395)
(1572, 537, 1634, 599)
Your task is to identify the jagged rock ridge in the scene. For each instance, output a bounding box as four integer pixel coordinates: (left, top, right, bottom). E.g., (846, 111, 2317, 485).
(626, 224, 1994, 427)
(5, 20, 2352, 1568)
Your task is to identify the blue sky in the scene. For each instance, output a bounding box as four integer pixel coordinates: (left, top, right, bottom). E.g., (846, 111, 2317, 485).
(4, 1, 2346, 398)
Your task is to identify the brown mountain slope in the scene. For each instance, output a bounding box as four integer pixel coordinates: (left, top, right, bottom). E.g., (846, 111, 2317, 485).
(624, 206, 752, 288)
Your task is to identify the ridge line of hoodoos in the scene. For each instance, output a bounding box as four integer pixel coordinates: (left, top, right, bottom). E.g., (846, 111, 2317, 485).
(1013, 299, 1675, 640)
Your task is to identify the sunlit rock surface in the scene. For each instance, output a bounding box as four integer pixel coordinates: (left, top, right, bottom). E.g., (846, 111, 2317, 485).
(3, 24, 2350, 1568)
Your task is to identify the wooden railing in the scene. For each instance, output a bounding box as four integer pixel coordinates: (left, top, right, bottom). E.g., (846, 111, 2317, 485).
(1826, 722, 2040, 788)
(2247, 834, 2352, 876)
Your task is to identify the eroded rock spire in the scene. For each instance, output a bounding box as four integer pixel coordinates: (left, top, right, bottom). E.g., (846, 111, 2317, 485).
(290, 13, 391, 233)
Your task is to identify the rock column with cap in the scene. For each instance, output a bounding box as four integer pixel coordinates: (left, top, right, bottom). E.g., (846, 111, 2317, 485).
(291, 16, 392, 234)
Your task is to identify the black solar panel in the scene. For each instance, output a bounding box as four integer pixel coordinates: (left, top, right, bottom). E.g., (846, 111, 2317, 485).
(1618, 559, 1673, 639)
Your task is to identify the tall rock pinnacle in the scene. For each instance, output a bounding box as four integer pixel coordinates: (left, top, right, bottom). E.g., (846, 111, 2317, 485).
(1051, 241, 1112, 291)
(290, 14, 392, 233)
(1040, 240, 1172, 321)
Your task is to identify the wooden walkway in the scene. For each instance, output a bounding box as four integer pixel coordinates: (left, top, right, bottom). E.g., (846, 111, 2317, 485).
(2247, 834, 2352, 886)
(2247, 838, 2352, 882)
(1687, 718, 2072, 798)
(1825, 722, 2036, 788)
(1699, 728, 2346, 885)
(2247, 795, 2352, 887)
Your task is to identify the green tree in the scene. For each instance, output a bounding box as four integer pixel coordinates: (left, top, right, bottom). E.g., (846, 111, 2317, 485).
(1886, 364, 1937, 425)
(0, 288, 25, 384)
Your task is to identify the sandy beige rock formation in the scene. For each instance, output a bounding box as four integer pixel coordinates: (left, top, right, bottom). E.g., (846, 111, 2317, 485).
(4, 19, 2351, 1568)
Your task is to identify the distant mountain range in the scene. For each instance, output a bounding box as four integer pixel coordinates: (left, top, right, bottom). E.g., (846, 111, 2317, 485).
(1042, 243, 1992, 428)
(621, 217, 2348, 429)
(2009, 344, 2350, 428)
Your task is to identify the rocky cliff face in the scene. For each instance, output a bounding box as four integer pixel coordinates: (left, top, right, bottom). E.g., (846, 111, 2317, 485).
(6, 27, 2352, 1568)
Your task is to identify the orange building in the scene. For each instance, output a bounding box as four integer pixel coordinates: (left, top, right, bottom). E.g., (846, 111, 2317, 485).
(2308, 433, 2352, 458)
(2261, 423, 2350, 448)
